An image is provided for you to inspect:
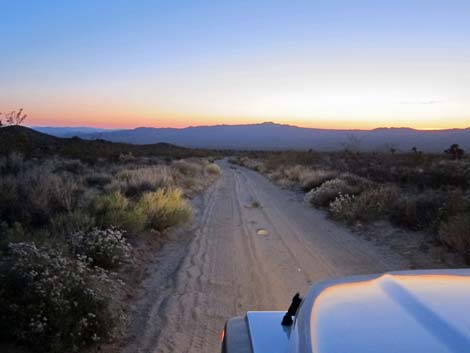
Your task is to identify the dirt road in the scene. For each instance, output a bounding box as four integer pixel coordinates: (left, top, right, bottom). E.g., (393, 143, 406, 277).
(122, 160, 410, 353)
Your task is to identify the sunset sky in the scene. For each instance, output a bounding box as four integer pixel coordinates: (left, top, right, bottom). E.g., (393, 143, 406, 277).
(1, 1, 469, 130)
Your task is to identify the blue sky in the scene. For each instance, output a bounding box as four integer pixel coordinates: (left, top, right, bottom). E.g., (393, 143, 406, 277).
(1, 0, 469, 128)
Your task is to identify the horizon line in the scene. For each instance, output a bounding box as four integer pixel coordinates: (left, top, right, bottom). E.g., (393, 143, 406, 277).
(28, 121, 470, 132)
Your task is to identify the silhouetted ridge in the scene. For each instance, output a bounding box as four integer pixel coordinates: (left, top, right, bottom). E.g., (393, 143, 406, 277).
(35, 122, 470, 152)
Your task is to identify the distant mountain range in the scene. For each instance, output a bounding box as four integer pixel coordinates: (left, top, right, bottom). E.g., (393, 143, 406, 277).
(31, 122, 470, 152)
(32, 126, 114, 137)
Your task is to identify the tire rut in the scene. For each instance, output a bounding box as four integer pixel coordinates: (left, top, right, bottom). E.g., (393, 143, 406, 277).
(120, 160, 411, 353)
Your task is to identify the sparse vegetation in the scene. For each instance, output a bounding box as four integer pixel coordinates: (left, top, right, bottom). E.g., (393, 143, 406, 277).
(0, 130, 221, 352)
(233, 149, 470, 264)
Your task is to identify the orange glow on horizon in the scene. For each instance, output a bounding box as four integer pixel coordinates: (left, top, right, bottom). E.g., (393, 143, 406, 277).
(26, 112, 470, 131)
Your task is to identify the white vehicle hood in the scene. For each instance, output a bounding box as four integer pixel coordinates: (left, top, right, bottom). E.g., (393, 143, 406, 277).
(289, 269, 470, 353)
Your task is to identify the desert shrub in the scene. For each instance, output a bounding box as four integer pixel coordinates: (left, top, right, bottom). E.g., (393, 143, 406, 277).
(0, 152, 25, 175)
(439, 213, 470, 263)
(339, 173, 374, 190)
(138, 188, 192, 231)
(329, 186, 398, 224)
(49, 210, 95, 239)
(438, 189, 470, 222)
(92, 191, 145, 232)
(47, 174, 82, 212)
(299, 169, 338, 191)
(118, 152, 136, 163)
(0, 222, 28, 249)
(245, 159, 265, 172)
(228, 157, 240, 165)
(390, 191, 445, 231)
(0, 170, 82, 226)
(355, 186, 398, 220)
(264, 151, 319, 170)
(0, 242, 114, 352)
(283, 165, 307, 182)
(329, 194, 358, 223)
(86, 173, 112, 188)
(395, 161, 470, 190)
(53, 159, 85, 175)
(116, 166, 173, 197)
(205, 163, 221, 175)
(0, 176, 20, 223)
(306, 178, 359, 207)
(173, 159, 202, 176)
(69, 228, 131, 270)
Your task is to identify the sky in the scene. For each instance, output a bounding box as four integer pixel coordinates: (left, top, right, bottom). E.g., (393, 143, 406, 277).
(1, 0, 469, 130)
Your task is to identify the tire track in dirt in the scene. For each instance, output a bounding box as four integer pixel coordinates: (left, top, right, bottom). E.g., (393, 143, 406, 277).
(121, 159, 410, 353)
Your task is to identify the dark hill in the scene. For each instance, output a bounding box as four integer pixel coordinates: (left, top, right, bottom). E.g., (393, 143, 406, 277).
(0, 126, 206, 161)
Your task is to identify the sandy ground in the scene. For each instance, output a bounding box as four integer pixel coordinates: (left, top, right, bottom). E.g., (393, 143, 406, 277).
(119, 160, 423, 353)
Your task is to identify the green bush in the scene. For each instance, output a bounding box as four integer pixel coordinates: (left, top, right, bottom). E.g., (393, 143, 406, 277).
(0, 242, 115, 352)
(92, 191, 145, 232)
(138, 188, 192, 231)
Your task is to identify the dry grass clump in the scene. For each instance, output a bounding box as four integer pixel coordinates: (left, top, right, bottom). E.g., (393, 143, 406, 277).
(439, 213, 470, 264)
(299, 169, 338, 191)
(0, 168, 82, 227)
(49, 210, 95, 239)
(171, 159, 217, 196)
(173, 159, 203, 176)
(137, 188, 192, 231)
(205, 163, 221, 175)
(283, 165, 307, 182)
(115, 166, 173, 197)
